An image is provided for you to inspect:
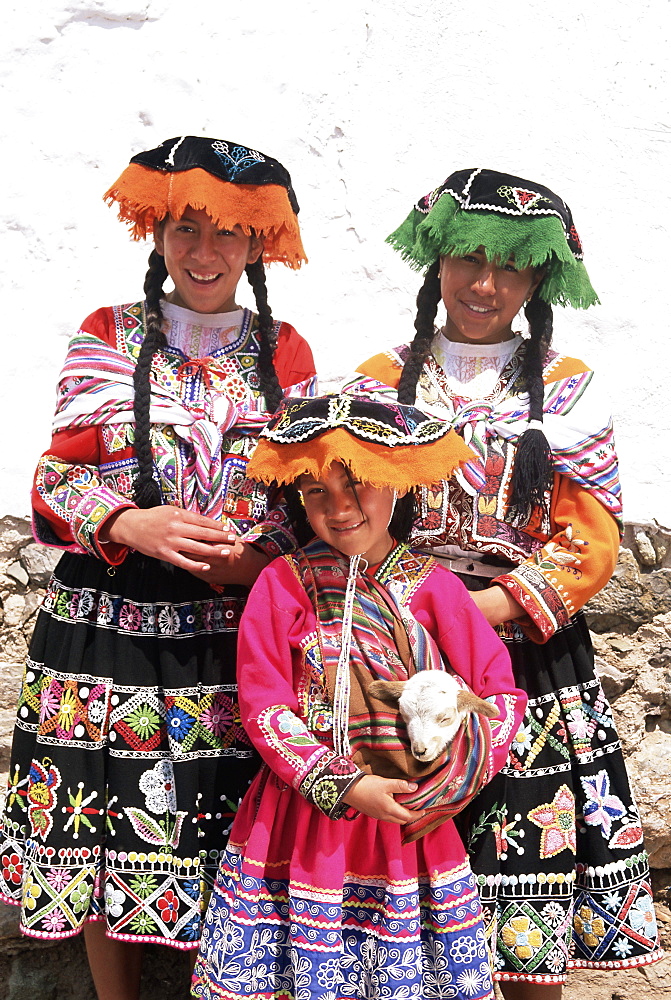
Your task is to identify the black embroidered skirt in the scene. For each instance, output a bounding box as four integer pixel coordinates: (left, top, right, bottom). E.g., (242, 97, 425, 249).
(0, 551, 259, 949)
(463, 611, 662, 983)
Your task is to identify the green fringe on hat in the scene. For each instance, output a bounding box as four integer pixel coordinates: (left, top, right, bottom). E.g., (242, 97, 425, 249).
(387, 194, 599, 309)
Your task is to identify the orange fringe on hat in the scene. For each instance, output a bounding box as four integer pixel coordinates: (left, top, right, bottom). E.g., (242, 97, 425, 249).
(247, 427, 474, 491)
(104, 164, 307, 269)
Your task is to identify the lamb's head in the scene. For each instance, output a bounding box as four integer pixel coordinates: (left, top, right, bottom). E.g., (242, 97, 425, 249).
(369, 670, 499, 763)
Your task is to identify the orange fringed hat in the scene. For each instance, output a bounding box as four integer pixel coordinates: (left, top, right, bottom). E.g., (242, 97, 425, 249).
(104, 135, 307, 269)
(247, 394, 474, 491)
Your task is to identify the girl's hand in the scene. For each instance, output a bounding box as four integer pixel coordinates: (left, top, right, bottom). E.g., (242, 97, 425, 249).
(99, 506, 237, 573)
(469, 584, 525, 627)
(342, 775, 425, 824)
(188, 539, 271, 587)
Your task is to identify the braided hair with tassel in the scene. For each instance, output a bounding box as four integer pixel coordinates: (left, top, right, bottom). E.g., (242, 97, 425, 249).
(396, 263, 553, 525)
(132, 249, 168, 509)
(506, 290, 554, 524)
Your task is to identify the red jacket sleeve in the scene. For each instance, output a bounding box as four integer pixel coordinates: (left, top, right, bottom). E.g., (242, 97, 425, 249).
(31, 307, 136, 564)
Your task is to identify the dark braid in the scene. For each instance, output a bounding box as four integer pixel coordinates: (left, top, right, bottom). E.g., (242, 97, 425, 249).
(397, 259, 442, 405)
(246, 256, 284, 413)
(389, 492, 417, 543)
(133, 248, 168, 508)
(283, 484, 314, 547)
(506, 290, 554, 525)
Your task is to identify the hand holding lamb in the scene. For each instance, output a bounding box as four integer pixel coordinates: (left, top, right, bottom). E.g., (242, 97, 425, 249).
(368, 670, 499, 763)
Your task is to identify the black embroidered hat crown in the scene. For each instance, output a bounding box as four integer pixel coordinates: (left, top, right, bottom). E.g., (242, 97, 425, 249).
(104, 135, 306, 268)
(387, 167, 598, 308)
(246, 393, 473, 491)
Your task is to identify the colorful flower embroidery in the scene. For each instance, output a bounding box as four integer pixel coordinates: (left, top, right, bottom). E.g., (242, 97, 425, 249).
(129, 874, 159, 899)
(125, 704, 161, 741)
(580, 770, 626, 838)
(42, 908, 67, 933)
(277, 711, 308, 737)
(511, 724, 533, 756)
(45, 868, 72, 891)
(69, 883, 92, 914)
(456, 968, 487, 995)
(566, 707, 590, 740)
(118, 604, 142, 631)
(127, 760, 186, 848)
(138, 760, 177, 814)
(1, 853, 23, 886)
(129, 911, 159, 935)
(39, 682, 62, 724)
(574, 906, 606, 948)
(199, 699, 233, 738)
(527, 784, 576, 858)
(449, 934, 481, 964)
(157, 889, 179, 924)
(104, 885, 126, 918)
(56, 688, 78, 731)
(313, 779, 338, 811)
(613, 936, 634, 958)
(540, 901, 566, 928)
(628, 895, 658, 940)
(165, 705, 195, 742)
(501, 915, 543, 960)
(22, 876, 41, 911)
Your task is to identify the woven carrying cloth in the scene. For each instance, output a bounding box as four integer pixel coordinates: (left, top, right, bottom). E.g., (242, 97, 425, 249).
(104, 135, 306, 268)
(296, 539, 493, 844)
(387, 167, 598, 308)
(247, 392, 474, 491)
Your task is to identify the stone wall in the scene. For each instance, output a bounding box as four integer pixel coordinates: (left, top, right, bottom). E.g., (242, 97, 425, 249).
(1, 516, 670, 997)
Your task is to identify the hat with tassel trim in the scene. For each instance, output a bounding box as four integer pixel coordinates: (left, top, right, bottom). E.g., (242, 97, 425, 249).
(104, 135, 306, 269)
(387, 167, 598, 308)
(246, 393, 474, 490)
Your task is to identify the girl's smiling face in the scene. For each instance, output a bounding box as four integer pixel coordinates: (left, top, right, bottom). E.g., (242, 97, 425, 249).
(298, 463, 397, 565)
(154, 208, 263, 314)
(440, 247, 542, 344)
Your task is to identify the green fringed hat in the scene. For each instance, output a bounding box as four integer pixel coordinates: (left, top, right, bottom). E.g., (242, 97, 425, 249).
(387, 167, 598, 308)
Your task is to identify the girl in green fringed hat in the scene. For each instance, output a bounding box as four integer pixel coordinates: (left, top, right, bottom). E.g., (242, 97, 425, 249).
(347, 168, 662, 998)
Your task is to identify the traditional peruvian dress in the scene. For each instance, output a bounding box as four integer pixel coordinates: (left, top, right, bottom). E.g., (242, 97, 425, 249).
(0, 300, 315, 948)
(192, 538, 527, 1000)
(345, 333, 663, 983)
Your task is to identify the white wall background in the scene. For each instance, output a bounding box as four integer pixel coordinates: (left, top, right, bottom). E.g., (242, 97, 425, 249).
(1, 0, 669, 523)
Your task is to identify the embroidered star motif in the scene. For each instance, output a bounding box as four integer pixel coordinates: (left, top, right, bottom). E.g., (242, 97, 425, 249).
(527, 784, 576, 858)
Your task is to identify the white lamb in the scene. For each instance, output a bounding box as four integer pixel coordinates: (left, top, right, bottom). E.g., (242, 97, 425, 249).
(368, 670, 499, 762)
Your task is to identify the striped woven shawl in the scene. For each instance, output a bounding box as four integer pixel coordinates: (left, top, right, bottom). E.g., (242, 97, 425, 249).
(293, 538, 492, 842)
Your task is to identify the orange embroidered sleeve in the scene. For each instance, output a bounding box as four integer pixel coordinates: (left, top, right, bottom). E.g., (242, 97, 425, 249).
(354, 352, 403, 388)
(494, 475, 620, 643)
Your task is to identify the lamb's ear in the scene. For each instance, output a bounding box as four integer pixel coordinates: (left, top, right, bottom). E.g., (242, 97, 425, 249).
(368, 680, 406, 704)
(457, 691, 500, 718)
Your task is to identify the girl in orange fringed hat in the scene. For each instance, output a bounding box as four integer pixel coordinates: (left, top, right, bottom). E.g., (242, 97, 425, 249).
(192, 393, 527, 1000)
(0, 136, 315, 998)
